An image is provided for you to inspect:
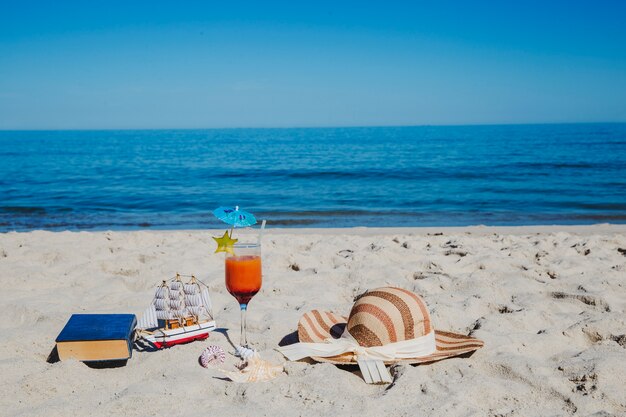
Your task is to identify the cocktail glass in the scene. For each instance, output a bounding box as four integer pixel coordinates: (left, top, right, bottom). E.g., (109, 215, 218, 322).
(225, 242, 262, 350)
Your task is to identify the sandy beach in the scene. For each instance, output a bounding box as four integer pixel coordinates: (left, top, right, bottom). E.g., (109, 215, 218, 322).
(1, 225, 625, 416)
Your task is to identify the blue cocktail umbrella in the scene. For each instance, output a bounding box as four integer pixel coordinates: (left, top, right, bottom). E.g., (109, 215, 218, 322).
(213, 206, 257, 228)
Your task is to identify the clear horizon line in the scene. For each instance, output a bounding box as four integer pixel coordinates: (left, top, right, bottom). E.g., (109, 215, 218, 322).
(1, 120, 625, 132)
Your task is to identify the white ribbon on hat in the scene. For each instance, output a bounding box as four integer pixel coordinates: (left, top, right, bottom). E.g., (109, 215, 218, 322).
(276, 328, 437, 384)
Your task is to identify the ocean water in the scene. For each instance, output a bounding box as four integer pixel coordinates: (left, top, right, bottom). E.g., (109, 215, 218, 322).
(1, 124, 625, 231)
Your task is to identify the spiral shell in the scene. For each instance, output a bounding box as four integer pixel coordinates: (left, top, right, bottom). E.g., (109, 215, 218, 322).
(199, 345, 226, 368)
(235, 345, 256, 360)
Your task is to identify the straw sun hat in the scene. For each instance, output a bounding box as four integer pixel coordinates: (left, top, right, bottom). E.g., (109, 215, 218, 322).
(277, 287, 484, 384)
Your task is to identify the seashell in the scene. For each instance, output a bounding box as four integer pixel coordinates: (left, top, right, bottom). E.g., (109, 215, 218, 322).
(235, 345, 256, 360)
(222, 352, 283, 383)
(199, 345, 226, 368)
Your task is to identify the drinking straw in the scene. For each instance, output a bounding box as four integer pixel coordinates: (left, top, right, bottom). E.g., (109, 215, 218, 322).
(257, 220, 266, 244)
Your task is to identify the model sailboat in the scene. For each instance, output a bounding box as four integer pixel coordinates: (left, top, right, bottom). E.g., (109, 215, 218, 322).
(136, 274, 217, 349)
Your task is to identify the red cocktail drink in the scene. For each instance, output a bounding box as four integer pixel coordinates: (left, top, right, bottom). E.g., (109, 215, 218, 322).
(226, 255, 262, 305)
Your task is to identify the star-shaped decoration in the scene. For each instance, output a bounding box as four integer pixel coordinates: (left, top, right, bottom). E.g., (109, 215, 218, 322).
(213, 231, 238, 255)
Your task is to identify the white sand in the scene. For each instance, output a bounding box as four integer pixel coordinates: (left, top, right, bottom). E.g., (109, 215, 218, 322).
(1, 226, 625, 416)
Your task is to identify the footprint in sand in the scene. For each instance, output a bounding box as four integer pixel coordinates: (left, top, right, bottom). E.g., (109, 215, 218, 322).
(550, 292, 611, 312)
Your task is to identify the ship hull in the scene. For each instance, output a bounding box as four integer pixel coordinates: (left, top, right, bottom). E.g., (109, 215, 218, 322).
(142, 320, 217, 349)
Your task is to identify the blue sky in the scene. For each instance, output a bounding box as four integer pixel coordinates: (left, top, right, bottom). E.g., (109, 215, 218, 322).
(1, 1, 625, 129)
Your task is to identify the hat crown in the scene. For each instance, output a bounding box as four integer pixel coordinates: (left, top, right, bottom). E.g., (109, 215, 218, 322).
(346, 287, 432, 347)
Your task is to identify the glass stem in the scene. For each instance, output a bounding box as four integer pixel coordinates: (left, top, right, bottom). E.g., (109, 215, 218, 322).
(240, 304, 248, 348)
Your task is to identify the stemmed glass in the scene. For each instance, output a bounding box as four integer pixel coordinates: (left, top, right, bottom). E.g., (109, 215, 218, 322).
(225, 242, 262, 350)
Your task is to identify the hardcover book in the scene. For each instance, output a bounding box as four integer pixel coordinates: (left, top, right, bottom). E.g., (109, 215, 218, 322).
(55, 314, 136, 362)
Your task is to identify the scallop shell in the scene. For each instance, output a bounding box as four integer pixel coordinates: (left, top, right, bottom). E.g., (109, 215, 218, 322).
(222, 353, 283, 383)
(199, 345, 226, 368)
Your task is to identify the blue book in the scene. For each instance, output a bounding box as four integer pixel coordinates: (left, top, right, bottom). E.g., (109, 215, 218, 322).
(55, 314, 136, 362)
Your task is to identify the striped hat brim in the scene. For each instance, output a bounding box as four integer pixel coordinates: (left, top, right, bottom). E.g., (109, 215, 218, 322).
(296, 310, 484, 365)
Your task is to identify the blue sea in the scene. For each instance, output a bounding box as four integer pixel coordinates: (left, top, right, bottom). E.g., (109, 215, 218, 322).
(1, 124, 625, 231)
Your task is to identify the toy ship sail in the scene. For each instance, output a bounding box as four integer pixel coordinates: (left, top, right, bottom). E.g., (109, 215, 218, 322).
(136, 274, 217, 349)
